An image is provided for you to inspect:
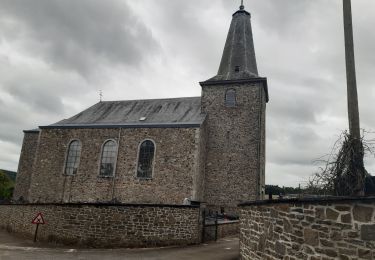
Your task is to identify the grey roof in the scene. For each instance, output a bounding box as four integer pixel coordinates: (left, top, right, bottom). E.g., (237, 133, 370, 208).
(206, 5, 258, 81)
(43, 97, 206, 129)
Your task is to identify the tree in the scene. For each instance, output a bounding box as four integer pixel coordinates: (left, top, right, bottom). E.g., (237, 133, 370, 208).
(0, 170, 14, 200)
(308, 131, 374, 196)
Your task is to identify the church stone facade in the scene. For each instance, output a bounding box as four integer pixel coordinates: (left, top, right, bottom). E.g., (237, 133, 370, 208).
(13, 4, 269, 212)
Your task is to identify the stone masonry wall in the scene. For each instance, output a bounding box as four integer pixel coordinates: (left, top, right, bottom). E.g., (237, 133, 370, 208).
(0, 203, 201, 248)
(13, 131, 40, 201)
(259, 85, 266, 199)
(239, 198, 375, 260)
(192, 119, 207, 201)
(26, 126, 205, 204)
(201, 82, 266, 211)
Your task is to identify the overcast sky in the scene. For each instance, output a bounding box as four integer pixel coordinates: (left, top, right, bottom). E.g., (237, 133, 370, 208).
(0, 0, 374, 187)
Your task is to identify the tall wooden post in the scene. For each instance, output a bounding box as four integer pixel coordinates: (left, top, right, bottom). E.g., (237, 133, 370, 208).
(332, 0, 366, 196)
(343, 0, 361, 140)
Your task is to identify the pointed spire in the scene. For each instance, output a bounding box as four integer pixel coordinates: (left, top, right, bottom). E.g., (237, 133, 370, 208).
(207, 2, 259, 81)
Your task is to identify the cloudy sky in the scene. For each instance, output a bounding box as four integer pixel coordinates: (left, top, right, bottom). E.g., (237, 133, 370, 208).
(0, 0, 374, 187)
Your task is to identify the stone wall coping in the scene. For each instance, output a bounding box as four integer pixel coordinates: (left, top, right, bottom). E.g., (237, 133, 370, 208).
(23, 129, 40, 133)
(0, 202, 200, 209)
(238, 196, 375, 207)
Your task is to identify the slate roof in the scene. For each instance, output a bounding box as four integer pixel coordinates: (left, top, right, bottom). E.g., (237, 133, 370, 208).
(200, 4, 269, 103)
(207, 5, 258, 82)
(41, 97, 206, 129)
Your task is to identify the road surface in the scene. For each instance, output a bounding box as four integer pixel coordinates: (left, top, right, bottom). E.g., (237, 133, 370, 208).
(0, 231, 239, 260)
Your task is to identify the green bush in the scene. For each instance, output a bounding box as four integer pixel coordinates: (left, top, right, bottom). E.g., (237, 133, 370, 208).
(0, 170, 14, 200)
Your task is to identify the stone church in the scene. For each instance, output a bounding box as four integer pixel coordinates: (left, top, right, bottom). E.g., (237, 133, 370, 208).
(13, 3, 269, 212)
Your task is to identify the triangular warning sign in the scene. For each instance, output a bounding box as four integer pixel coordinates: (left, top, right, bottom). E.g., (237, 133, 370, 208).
(31, 213, 45, 224)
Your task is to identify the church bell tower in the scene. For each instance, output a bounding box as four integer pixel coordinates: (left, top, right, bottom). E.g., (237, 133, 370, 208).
(200, 2, 269, 212)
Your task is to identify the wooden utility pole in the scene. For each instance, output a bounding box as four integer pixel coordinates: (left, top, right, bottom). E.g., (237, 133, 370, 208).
(336, 0, 366, 196)
(343, 0, 361, 140)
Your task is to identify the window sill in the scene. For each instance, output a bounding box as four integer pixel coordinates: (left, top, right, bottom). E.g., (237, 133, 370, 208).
(98, 175, 114, 179)
(136, 177, 153, 180)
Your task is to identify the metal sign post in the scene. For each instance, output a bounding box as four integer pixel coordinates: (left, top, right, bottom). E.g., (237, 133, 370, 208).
(31, 213, 45, 242)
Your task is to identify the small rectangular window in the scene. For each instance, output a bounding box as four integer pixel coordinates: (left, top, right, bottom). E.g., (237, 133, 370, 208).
(225, 89, 236, 107)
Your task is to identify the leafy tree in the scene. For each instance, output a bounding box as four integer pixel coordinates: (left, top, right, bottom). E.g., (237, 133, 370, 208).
(0, 170, 14, 200)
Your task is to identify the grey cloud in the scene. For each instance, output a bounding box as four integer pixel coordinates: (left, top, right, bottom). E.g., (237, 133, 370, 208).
(0, 0, 160, 77)
(269, 97, 317, 124)
(0, 0, 374, 185)
(136, 0, 226, 78)
(220, 0, 317, 36)
(266, 76, 341, 126)
(0, 124, 23, 144)
(267, 124, 325, 165)
(0, 54, 95, 116)
(6, 83, 64, 114)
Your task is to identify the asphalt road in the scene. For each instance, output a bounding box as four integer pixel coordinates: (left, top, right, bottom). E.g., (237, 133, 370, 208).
(0, 231, 239, 260)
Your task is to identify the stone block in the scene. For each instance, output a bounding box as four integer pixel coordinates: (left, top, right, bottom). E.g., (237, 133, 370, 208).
(361, 224, 375, 241)
(275, 204, 290, 213)
(358, 248, 372, 259)
(303, 245, 314, 254)
(324, 248, 338, 257)
(341, 213, 352, 224)
(275, 240, 286, 255)
(283, 219, 292, 233)
(304, 228, 319, 246)
(320, 238, 334, 247)
(335, 205, 351, 212)
(353, 205, 373, 222)
(326, 208, 339, 221)
(330, 231, 342, 241)
(316, 207, 325, 219)
(338, 247, 356, 256)
(339, 255, 350, 260)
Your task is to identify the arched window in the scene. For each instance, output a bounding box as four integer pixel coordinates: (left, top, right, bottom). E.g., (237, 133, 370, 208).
(64, 140, 81, 175)
(225, 89, 236, 107)
(137, 140, 155, 178)
(100, 140, 117, 177)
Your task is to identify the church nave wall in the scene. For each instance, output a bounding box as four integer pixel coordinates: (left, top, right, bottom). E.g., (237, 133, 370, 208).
(26, 126, 206, 204)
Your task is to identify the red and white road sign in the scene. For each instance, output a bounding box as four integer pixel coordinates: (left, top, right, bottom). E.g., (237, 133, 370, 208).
(31, 213, 45, 225)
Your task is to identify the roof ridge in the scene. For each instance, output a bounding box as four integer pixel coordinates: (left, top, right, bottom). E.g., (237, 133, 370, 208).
(100, 96, 201, 103)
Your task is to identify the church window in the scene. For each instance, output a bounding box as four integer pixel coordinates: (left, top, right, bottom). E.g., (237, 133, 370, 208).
(64, 140, 81, 175)
(225, 89, 236, 107)
(100, 140, 117, 177)
(137, 140, 155, 178)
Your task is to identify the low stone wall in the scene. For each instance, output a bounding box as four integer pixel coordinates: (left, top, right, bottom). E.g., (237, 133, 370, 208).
(0, 203, 201, 248)
(204, 220, 239, 241)
(239, 197, 375, 260)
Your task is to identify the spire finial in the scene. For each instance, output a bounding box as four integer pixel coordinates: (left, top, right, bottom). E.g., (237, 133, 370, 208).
(99, 90, 103, 102)
(240, 0, 244, 10)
